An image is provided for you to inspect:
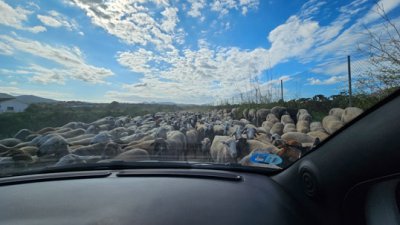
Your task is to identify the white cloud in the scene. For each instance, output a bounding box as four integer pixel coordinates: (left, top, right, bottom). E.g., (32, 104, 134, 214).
(0, 0, 46, 33)
(267, 15, 319, 67)
(307, 76, 347, 85)
(37, 15, 63, 27)
(0, 41, 14, 55)
(362, 0, 400, 24)
(0, 34, 114, 84)
(210, 0, 259, 17)
(266, 0, 400, 85)
(37, 10, 81, 33)
(117, 49, 156, 74)
(70, 0, 183, 50)
(299, 0, 326, 18)
(188, 0, 205, 18)
(114, 41, 272, 103)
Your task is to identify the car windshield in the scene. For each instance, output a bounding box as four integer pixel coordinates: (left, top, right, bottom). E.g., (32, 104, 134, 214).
(0, 0, 399, 176)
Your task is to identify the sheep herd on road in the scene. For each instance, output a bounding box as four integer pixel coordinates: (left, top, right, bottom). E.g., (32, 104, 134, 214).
(0, 106, 364, 170)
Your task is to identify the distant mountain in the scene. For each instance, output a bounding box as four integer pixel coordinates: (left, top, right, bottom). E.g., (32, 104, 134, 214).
(0, 93, 15, 99)
(141, 101, 176, 105)
(15, 95, 58, 104)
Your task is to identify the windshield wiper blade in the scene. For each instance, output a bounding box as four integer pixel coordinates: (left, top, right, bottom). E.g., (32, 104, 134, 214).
(0, 170, 112, 186)
(1, 161, 195, 178)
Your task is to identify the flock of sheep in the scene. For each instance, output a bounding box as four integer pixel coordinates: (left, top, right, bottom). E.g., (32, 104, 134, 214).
(0, 106, 364, 170)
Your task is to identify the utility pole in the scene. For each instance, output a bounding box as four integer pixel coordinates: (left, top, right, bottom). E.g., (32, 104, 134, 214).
(280, 80, 284, 102)
(347, 55, 352, 107)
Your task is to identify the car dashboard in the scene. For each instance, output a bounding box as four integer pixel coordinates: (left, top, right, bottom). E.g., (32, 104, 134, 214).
(0, 169, 310, 225)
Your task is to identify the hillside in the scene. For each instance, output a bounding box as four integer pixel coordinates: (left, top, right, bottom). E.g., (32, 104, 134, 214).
(15, 95, 57, 104)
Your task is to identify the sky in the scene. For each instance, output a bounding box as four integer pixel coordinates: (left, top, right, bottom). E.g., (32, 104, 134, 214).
(0, 0, 399, 104)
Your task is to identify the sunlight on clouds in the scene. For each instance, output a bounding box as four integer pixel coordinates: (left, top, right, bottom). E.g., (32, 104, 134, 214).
(0, 34, 114, 84)
(70, 0, 183, 50)
(37, 10, 81, 33)
(0, 0, 46, 33)
(307, 76, 347, 85)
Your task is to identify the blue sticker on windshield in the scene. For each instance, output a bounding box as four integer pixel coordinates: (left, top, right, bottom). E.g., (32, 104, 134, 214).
(250, 153, 283, 165)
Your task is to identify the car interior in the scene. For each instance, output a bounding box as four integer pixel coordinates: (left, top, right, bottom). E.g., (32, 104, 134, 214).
(0, 90, 398, 225)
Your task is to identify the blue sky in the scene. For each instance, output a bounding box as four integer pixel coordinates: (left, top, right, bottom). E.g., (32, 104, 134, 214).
(0, 0, 399, 104)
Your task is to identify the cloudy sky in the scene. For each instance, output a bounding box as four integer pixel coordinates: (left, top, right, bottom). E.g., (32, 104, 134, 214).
(0, 0, 399, 104)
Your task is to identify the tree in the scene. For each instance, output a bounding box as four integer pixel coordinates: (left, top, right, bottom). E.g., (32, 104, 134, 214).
(357, 2, 400, 99)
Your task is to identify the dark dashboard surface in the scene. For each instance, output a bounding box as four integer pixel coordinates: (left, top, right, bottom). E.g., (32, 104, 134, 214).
(0, 169, 309, 225)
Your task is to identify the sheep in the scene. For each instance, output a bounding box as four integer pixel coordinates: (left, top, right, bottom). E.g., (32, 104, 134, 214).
(307, 131, 329, 141)
(19, 146, 38, 156)
(202, 123, 214, 142)
(266, 113, 279, 124)
(155, 127, 168, 139)
(108, 127, 129, 141)
(72, 142, 121, 159)
(36, 127, 56, 134)
(54, 128, 72, 134)
(210, 136, 238, 163)
(322, 115, 344, 134)
(254, 133, 272, 144)
(296, 109, 309, 120)
(86, 125, 101, 134)
(283, 123, 296, 133)
(213, 124, 225, 136)
(70, 143, 105, 156)
(310, 122, 325, 132)
(296, 120, 310, 133)
(186, 129, 200, 156)
(0, 138, 21, 147)
(281, 132, 315, 144)
(67, 134, 95, 143)
(242, 127, 258, 140)
(200, 138, 212, 160)
(25, 134, 40, 142)
(114, 149, 150, 162)
(68, 138, 92, 146)
(119, 133, 148, 144)
(58, 128, 86, 139)
(262, 121, 273, 132)
(0, 149, 33, 162)
(248, 108, 256, 124)
(242, 108, 249, 120)
(239, 118, 251, 125)
(281, 115, 294, 125)
(124, 139, 156, 152)
(256, 127, 269, 135)
(91, 132, 112, 144)
(270, 122, 284, 136)
(247, 140, 278, 153)
(256, 108, 270, 127)
(271, 106, 287, 120)
(62, 122, 88, 130)
(298, 113, 312, 123)
(329, 108, 344, 119)
(166, 131, 187, 161)
(37, 135, 69, 158)
(229, 125, 243, 139)
(14, 129, 33, 141)
(341, 107, 363, 124)
(55, 154, 102, 166)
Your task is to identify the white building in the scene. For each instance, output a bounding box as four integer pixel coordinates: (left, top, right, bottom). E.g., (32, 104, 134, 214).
(0, 96, 28, 113)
